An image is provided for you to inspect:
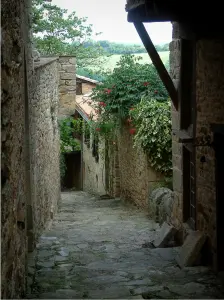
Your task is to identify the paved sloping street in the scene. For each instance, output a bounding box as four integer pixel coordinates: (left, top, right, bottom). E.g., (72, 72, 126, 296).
(27, 191, 224, 299)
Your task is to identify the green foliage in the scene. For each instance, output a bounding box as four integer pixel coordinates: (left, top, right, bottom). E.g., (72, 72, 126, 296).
(32, 0, 105, 68)
(130, 97, 172, 176)
(91, 54, 168, 122)
(60, 153, 66, 183)
(59, 117, 82, 153)
(76, 67, 107, 82)
(59, 117, 82, 182)
(83, 40, 169, 55)
(89, 54, 171, 176)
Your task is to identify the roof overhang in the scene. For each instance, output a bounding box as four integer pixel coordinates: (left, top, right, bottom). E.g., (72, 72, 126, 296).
(126, 0, 224, 24)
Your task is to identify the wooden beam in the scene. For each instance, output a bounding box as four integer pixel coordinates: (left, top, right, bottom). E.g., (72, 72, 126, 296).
(134, 22, 178, 110)
(172, 129, 193, 143)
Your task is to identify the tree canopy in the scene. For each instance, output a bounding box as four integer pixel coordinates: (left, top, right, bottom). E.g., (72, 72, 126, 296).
(32, 0, 106, 68)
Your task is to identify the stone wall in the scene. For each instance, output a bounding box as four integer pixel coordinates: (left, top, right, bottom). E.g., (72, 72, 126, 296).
(29, 58, 61, 243)
(169, 23, 183, 229)
(58, 56, 76, 117)
(170, 23, 224, 266)
(1, 0, 32, 298)
(82, 135, 106, 195)
(117, 124, 162, 209)
(195, 40, 224, 265)
(107, 140, 121, 198)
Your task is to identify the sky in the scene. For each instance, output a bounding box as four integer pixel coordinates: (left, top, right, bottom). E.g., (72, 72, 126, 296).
(51, 0, 172, 45)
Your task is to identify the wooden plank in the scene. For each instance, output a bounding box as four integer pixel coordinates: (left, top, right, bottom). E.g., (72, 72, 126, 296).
(134, 22, 178, 110)
(172, 129, 193, 143)
(179, 39, 195, 129)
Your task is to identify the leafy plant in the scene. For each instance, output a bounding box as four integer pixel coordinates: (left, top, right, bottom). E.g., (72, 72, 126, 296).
(59, 117, 83, 182)
(59, 117, 82, 153)
(130, 97, 172, 176)
(32, 0, 106, 68)
(91, 54, 168, 123)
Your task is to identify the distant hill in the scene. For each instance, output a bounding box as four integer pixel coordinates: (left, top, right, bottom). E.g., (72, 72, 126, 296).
(77, 51, 170, 82)
(83, 40, 169, 55)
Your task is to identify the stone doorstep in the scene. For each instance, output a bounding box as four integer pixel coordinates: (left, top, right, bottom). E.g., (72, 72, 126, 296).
(176, 230, 206, 268)
(153, 222, 177, 248)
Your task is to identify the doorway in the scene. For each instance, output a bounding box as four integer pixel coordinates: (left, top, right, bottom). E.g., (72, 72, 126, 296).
(214, 129, 224, 271)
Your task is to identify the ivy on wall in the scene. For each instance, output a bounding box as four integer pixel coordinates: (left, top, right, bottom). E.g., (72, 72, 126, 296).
(89, 54, 172, 176)
(130, 97, 172, 176)
(59, 117, 82, 183)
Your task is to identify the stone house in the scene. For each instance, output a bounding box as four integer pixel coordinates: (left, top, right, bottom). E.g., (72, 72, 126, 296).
(75, 79, 107, 195)
(1, 0, 78, 297)
(74, 76, 162, 202)
(126, 0, 224, 271)
(76, 74, 99, 95)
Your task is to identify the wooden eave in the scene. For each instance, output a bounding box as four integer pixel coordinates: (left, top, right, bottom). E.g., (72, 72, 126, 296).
(126, 0, 224, 23)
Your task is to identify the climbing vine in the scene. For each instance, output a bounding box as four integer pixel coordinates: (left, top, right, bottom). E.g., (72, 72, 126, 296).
(90, 54, 168, 134)
(59, 117, 83, 183)
(89, 54, 171, 175)
(59, 117, 83, 153)
(130, 97, 172, 176)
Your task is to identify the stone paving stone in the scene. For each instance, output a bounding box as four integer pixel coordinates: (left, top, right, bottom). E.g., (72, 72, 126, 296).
(153, 221, 176, 248)
(176, 230, 206, 268)
(26, 191, 224, 299)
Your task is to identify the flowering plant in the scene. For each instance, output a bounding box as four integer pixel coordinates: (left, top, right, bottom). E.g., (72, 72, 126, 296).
(90, 54, 168, 136)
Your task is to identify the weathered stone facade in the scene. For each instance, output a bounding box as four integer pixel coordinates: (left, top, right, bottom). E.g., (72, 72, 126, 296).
(58, 56, 76, 117)
(1, 1, 62, 296)
(82, 136, 106, 195)
(115, 124, 162, 208)
(107, 140, 121, 198)
(169, 23, 183, 230)
(170, 22, 224, 268)
(29, 58, 61, 245)
(1, 0, 32, 297)
(195, 39, 224, 267)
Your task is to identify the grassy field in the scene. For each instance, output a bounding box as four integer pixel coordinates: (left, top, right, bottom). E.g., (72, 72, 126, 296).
(102, 51, 169, 71)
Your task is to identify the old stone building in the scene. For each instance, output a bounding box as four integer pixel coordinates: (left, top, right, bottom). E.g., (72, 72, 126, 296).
(76, 75, 99, 95)
(74, 77, 162, 201)
(58, 56, 76, 118)
(75, 80, 107, 196)
(1, 0, 78, 297)
(116, 124, 163, 208)
(126, 0, 224, 271)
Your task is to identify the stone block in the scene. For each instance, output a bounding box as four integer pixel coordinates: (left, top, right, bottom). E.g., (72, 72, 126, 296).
(59, 85, 76, 93)
(61, 65, 75, 73)
(65, 80, 76, 86)
(69, 57, 76, 64)
(172, 167, 183, 193)
(153, 222, 177, 248)
(149, 188, 174, 224)
(59, 56, 70, 63)
(60, 72, 76, 80)
(175, 231, 206, 268)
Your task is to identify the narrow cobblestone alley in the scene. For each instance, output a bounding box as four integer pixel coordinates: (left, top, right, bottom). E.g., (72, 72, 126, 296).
(27, 192, 224, 299)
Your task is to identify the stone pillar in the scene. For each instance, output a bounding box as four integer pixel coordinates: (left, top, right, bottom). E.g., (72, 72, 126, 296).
(169, 22, 183, 230)
(58, 56, 76, 117)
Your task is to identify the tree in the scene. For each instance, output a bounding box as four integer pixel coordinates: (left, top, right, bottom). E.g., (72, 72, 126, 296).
(91, 54, 168, 121)
(32, 0, 106, 68)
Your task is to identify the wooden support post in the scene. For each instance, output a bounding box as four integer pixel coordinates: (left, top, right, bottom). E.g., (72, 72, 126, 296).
(134, 22, 178, 110)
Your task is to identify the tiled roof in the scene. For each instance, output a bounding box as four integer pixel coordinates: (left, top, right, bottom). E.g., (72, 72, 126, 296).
(75, 93, 98, 122)
(76, 75, 99, 85)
